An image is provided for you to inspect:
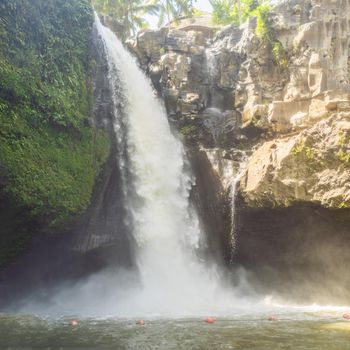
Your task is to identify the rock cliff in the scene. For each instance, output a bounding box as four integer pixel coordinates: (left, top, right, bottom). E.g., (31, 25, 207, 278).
(127, 0, 350, 302)
(128, 0, 350, 209)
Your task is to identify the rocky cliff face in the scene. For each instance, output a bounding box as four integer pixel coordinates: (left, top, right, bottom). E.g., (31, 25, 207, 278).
(127, 0, 350, 302)
(0, 1, 135, 305)
(128, 0, 350, 209)
(240, 0, 350, 208)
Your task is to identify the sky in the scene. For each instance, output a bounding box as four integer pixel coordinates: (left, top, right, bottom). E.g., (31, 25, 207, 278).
(146, 0, 213, 29)
(195, 0, 212, 12)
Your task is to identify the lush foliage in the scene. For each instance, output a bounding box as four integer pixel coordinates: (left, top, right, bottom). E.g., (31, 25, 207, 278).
(92, 0, 194, 36)
(0, 0, 112, 226)
(253, 3, 288, 68)
(292, 139, 314, 160)
(151, 0, 195, 27)
(92, 0, 159, 38)
(210, 0, 261, 25)
(337, 130, 350, 164)
(210, 0, 288, 68)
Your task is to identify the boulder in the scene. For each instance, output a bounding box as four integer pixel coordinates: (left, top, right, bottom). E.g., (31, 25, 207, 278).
(241, 113, 350, 208)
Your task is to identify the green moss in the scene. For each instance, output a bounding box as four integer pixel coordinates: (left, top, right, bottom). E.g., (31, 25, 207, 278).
(211, 0, 261, 26)
(0, 115, 111, 224)
(292, 139, 314, 159)
(337, 150, 350, 164)
(272, 41, 288, 69)
(0, 0, 112, 226)
(336, 130, 350, 165)
(180, 125, 197, 137)
(252, 3, 288, 69)
(253, 2, 272, 38)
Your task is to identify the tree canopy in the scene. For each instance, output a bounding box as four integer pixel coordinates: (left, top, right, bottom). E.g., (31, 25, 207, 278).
(92, 0, 277, 40)
(209, 0, 262, 25)
(92, 0, 158, 37)
(151, 0, 195, 27)
(92, 0, 195, 37)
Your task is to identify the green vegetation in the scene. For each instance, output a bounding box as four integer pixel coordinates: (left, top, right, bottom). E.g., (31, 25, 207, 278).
(336, 130, 350, 164)
(152, 0, 194, 27)
(210, 0, 260, 25)
(92, 0, 194, 38)
(272, 41, 288, 68)
(92, 0, 159, 39)
(253, 2, 288, 68)
(0, 0, 112, 226)
(210, 0, 288, 68)
(180, 124, 197, 137)
(253, 1, 272, 37)
(337, 150, 350, 164)
(292, 139, 314, 159)
(339, 201, 349, 209)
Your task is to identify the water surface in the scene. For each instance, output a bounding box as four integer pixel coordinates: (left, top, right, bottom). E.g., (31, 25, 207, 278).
(1, 312, 350, 349)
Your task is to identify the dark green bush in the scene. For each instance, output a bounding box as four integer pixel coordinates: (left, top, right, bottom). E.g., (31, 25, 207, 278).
(0, 0, 112, 226)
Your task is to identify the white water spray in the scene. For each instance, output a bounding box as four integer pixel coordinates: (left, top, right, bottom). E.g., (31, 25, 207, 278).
(17, 17, 259, 318)
(15, 17, 340, 319)
(91, 16, 255, 317)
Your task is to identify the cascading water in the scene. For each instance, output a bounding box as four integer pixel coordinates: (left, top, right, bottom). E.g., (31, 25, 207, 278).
(205, 46, 248, 264)
(228, 158, 248, 264)
(2, 10, 350, 349)
(90, 15, 251, 317)
(4, 14, 343, 333)
(205, 48, 222, 109)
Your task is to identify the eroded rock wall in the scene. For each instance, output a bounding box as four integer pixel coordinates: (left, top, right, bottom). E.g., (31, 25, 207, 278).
(129, 0, 350, 302)
(129, 0, 350, 210)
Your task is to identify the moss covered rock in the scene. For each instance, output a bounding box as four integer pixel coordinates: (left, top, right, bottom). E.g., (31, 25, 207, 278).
(0, 0, 113, 265)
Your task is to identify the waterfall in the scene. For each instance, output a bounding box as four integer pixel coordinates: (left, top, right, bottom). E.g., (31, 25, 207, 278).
(92, 15, 247, 317)
(229, 158, 248, 264)
(205, 48, 222, 109)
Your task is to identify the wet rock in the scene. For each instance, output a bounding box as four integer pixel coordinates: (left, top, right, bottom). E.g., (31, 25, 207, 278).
(99, 15, 124, 38)
(127, 28, 167, 68)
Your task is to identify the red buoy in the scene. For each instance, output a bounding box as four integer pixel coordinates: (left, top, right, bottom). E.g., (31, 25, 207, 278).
(343, 313, 350, 320)
(136, 320, 145, 326)
(205, 316, 215, 324)
(268, 315, 278, 321)
(70, 320, 78, 327)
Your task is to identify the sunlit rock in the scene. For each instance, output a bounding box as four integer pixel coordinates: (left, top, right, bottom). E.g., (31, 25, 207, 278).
(241, 113, 350, 208)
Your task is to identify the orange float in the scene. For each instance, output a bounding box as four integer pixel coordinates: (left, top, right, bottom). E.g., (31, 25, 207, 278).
(205, 316, 215, 324)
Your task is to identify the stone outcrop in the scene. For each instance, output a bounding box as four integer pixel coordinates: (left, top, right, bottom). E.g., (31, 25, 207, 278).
(241, 112, 350, 208)
(239, 0, 350, 208)
(127, 23, 243, 149)
(100, 15, 124, 39)
(266, 0, 350, 133)
(129, 0, 350, 211)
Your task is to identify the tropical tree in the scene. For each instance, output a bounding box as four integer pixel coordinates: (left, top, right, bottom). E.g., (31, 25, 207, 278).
(92, 0, 158, 38)
(209, 0, 237, 25)
(150, 0, 195, 28)
(209, 0, 261, 25)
